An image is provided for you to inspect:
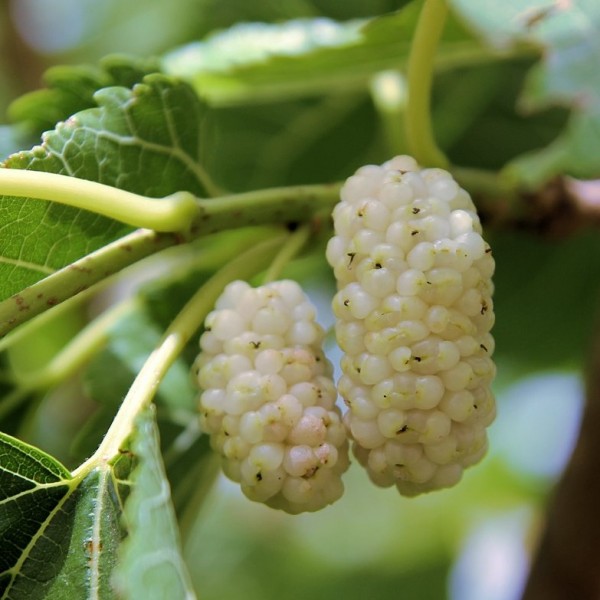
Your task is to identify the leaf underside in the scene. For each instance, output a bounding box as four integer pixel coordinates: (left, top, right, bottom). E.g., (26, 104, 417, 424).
(114, 408, 196, 599)
(0, 407, 194, 599)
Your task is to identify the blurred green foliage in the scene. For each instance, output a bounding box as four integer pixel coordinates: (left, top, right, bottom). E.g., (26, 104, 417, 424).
(1, 1, 597, 598)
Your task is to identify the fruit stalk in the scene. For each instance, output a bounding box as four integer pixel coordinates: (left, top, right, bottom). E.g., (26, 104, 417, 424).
(405, 0, 450, 169)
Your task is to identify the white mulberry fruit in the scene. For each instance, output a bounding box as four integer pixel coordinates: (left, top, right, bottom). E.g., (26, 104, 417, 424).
(326, 155, 496, 496)
(195, 279, 349, 513)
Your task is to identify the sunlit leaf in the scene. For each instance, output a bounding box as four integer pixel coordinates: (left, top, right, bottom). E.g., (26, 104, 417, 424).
(8, 55, 160, 137)
(0, 75, 213, 302)
(163, 7, 486, 105)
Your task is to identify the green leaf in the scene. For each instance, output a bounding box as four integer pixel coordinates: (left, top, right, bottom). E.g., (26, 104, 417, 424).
(0, 431, 125, 599)
(435, 58, 568, 170)
(490, 230, 600, 376)
(88, 307, 197, 413)
(163, 7, 486, 105)
(78, 340, 215, 522)
(0, 75, 214, 302)
(450, 0, 600, 182)
(115, 407, 196, 600)
(209, 92, 384, 191)
(44, 467, 123, 600)
(0, 432, 70, 597)
(0, 411, 197, 599)
(8, 55, 160, 138)
(163, 431, 215, 520)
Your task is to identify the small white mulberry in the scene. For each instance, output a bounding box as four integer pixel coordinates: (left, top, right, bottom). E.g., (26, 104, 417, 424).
(194, 280, 349, 513)
(326, 155, 496, 496)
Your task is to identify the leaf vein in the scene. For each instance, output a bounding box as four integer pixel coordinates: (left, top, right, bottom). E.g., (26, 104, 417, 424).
(0, 479, 70, 506)
(0, 255, 55, 276)
(0, 482, 76, 599)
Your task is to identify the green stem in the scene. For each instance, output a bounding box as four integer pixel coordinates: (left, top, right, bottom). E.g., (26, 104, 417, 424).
(405, 0, 450, 168)
(370, 70, 408, 157)
(452, 166, 517, 200)
(0, 169, 199, 232)
(0, 272, 116, 355)
(72, 234, 285, 477)
(23, 299, 136, 389)
(0, 298, 136, 420)
(262, 224, 312, 284)
(0, 183, 341, 337)
(0, 229, 177, 336)
(194, 183, 342, 233)
(0, 169, 342, 235)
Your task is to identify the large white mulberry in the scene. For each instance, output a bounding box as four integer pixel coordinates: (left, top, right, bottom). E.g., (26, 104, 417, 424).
(195, 279, 349, 513)
(326, 155, 496, 496)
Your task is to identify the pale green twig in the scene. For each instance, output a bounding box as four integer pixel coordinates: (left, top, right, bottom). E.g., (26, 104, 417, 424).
(262, 224, 312, 284)
(0, 298, 136, 420)
(370, 70, 408, 157)
(405, 0, 450, 168)
(0, 169, 199, 232)
(193, 183, 342, 233)
(0, 229, 177, 336)
(0, 183, 341, 337)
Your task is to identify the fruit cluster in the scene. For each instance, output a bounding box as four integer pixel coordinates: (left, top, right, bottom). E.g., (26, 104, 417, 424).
(194, 156, 496, 509)
(195, 280, 349, 513)
(326, 155, 496, 495)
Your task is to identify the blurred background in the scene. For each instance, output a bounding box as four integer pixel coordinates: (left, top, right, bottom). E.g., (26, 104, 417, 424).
(1, 1, 594, 599)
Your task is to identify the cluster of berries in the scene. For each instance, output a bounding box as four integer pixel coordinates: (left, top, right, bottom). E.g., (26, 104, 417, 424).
(194, 156, 496, 512)
(194, 280, 349, 513)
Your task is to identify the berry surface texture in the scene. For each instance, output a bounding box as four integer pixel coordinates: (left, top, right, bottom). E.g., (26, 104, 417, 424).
(196, 279, 349, 513)
(326, 155, 496, 496)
